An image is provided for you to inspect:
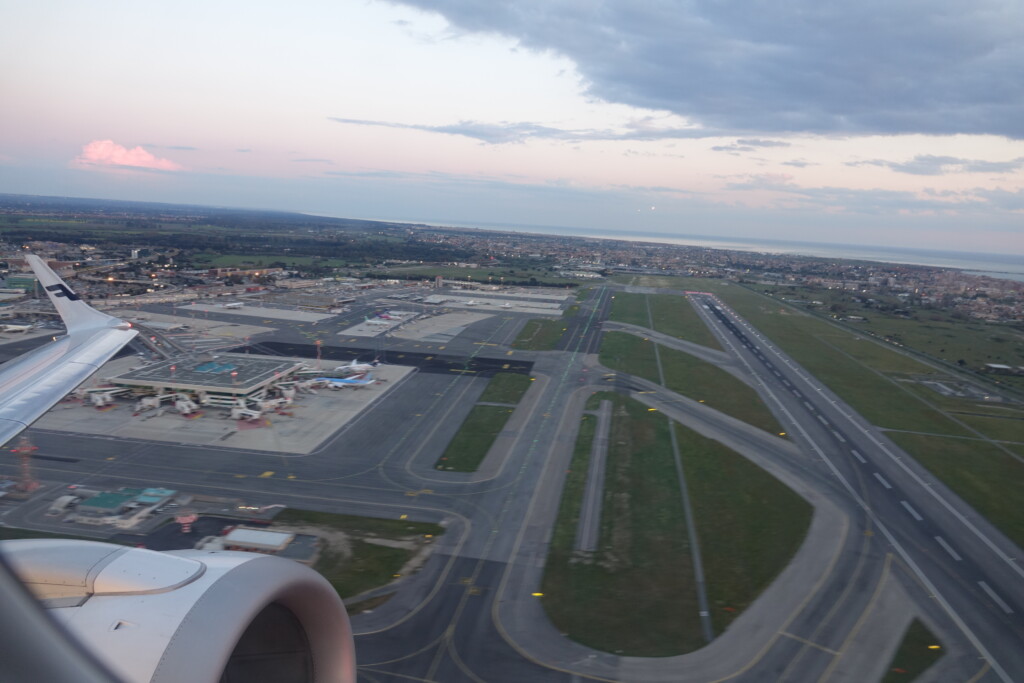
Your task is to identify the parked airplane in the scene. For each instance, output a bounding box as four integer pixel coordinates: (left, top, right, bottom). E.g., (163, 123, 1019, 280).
(314, 373, 377, 387)
(223, 302, 244, 309)
(0, 323, 33, 333)
(341, 358, 380, 373)
(364, 316, 391, 326)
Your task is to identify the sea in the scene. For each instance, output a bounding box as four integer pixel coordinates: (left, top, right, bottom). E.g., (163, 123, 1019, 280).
(332, 214, 1024, 283)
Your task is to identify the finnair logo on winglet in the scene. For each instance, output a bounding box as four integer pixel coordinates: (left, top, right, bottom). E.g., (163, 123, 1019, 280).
(45, 283, 81, 301)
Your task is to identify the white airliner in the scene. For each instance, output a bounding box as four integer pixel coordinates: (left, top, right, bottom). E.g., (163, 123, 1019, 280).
(0, 323, 33, 333)
(364, 316, 391, 326)
(0, 255, 355, 683)
(314, 373, 377, 387)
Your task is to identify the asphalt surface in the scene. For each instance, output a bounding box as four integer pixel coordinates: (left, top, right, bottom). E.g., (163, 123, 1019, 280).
(2, 284, 1021, 681)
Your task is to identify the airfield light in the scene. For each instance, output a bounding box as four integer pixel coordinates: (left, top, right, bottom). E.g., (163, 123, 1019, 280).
(927, 645, 941, 650)
(399, 514, 408, 520)
(779, 432, 787, 437)
(531, 593, 544, 597)
(647, 408, 657, 412)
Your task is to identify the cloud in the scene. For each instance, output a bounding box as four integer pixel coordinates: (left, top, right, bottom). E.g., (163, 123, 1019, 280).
(291, 158, 335, 164)
(329, 116, 718, 144)
(72, 139, 182, 171)
(391, 0, 1024, 138)
(847, 154, 1024, 175)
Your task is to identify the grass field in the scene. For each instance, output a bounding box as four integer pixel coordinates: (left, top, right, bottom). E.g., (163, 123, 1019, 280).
(273, 508, 443, 537)
(435, 405, 516, 471)
(649, 293, 724, 350)
(599, 331, 783, 434)
(478, 372, 533, 404)
(314, 540, 412, 598)
(607, 291, 651, 327)
(511, 318, 566, 350)
(598, 331, 660, 381)
(881, 619, 944, 682)
(541, 394, 704, 656)
(660, 345, 784, 434)
(542, 393, 811, 653)
(273, 509, 443, 598)
(679, 423, 811, 633)
(887, 433, 1024, 548)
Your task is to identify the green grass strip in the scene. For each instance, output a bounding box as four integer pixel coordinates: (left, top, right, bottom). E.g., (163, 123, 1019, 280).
(314, 540, 412, 598)
(479, 372, 533, 404)
(649, 293, 723, 350)
(511, 318, 566, 350)
(600, 331, 784, 434)
(881, 619, 944, 682)
(542, 394, 704, 656)
(273, 508, 443, 537)
(435, 404, 516, 471)
(678, 423, 811, 633)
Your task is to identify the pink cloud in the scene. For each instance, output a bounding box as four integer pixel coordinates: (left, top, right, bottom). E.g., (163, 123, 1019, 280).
(73, 139, 183, 171)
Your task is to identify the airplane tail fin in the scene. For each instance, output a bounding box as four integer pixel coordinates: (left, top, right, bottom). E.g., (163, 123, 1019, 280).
(26, 255, 131, 333)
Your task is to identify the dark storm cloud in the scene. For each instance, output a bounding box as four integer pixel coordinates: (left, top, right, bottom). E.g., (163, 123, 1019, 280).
(390, 0, 1024, 138)
(847, 155, 1024, 175)
(329, 116, 719, 143)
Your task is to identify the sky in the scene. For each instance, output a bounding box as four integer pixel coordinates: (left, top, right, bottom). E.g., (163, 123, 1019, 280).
(1, 0, 1022, 255)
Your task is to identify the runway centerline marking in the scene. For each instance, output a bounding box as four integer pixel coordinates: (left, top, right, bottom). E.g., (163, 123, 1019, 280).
(935, 536, 962, 561)
(873, 473, 892, 489)
(850, 449, 866, 464)
(977, 581, 1014, 614)
(901, 501, 923, 521)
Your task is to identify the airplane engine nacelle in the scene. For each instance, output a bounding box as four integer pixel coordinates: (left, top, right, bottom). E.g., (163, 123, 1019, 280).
(0, 539, 355, 683)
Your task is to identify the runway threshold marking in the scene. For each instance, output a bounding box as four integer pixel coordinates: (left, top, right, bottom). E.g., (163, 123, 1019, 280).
(901, 501, 923, 521)
(873, 473, 892, 489)
(977, 581, 1014, 614)
(935, 536, 962, 561)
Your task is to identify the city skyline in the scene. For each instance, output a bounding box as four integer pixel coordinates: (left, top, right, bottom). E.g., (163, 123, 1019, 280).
(2, 0, 1022, 255)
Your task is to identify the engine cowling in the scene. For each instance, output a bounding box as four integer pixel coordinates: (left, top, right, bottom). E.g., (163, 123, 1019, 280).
(1, 539, 355, 683)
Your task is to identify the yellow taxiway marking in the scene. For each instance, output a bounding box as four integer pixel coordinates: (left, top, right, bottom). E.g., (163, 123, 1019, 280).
(474, 342, 498, 346)
(779, 632, 840, 656)
(258, 471, 274, 478)
(506, 350, 514, 355)
(234, 474, 246, 478)
(287, 474, 296, 480)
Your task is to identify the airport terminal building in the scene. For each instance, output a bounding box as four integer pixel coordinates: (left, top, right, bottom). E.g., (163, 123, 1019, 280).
(109, 353, 306, 407)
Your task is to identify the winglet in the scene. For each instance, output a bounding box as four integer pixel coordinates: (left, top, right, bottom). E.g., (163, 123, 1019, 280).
(25, 255, 131, 333)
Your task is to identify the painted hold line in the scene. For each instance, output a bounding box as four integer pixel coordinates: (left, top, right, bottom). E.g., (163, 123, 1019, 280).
(978, 582, 1014, 614)
(935, 536, 962, 562)
(874, 473, 892, 489)
(851, 449, 866, 464)
(901, 501, 923, 521)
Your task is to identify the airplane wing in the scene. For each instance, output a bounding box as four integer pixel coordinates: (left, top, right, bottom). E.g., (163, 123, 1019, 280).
(0, 255, 138, 447)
